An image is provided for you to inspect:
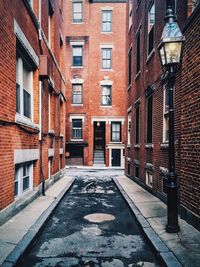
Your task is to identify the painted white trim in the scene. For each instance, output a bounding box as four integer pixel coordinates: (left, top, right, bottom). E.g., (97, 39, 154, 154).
(91, 117, 125, 124)
(59, 148, 64, 155)
(14, 20, 39, 67)
(14, 149, 39, 164)
(100, 79, 113, 86)
(48, 148, 54, 158)
(127, 106, 132, 113)
(101, 6, 113, 11)
(100, 44, 114, 49)
(108, 146, 125, 168)
(69, 115, 85, 122)
(70, 41, 85, 46)
(15, 113, 40, 130)
(70, 78, 84, 84)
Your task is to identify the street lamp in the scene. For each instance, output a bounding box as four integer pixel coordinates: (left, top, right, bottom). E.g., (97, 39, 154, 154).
(158, 7, 185, 233)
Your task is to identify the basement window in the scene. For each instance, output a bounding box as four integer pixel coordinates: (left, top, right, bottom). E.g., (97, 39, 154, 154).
(14, 163, 33, 197)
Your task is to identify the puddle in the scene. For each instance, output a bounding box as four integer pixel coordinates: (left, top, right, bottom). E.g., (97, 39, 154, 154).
(84, 213, 115, 223)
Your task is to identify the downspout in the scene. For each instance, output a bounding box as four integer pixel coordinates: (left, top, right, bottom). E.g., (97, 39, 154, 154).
(38, 27, 45, 196)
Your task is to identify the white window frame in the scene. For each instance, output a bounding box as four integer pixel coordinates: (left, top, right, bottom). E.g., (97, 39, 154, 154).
(71, 118, 83, 140)
(147, 1, 155, 56)
(72, 1, 83, 23)
(101, 48, 112, 70)
(102, 10, 112, 32)
(14, 162, 33, 197)
(146, 170, 153, 187)
(16, 57, 33, 121)
(129, 0, 133, 30)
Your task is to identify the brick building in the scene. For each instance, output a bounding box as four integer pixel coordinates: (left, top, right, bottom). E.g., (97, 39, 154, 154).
(65, 0, 127, 167)
(125, 0, 200, 230)
(0, 0, 66, 223)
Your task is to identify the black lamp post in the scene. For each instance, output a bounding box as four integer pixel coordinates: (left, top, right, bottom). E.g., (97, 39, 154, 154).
(158, 7, 185, 233)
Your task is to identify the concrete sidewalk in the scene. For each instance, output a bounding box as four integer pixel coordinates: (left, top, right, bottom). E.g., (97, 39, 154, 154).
(114, 176, 200, 267)
(0, 175, 75, 266)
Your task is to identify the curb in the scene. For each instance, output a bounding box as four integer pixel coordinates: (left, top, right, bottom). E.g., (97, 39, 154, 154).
(1, 177, 76, 267)
(113, 177, 182, 267)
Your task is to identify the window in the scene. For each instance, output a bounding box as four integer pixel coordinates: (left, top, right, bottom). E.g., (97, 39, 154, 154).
(163, 86, 169, 142)
(14, 163, 33, 197)
(72, 46, 83, 66)
(111, 122, 121, 142)
(72, 84, 83, 104)
(148, 2, 155, 55)
(136, 30, 140, 74)
(73, 1, 83, 23)
(128, 48, 132, 86)
(146, 171, 153, 187)
(102, 11, 112, 32)
(27, 0, 33, 8)
(127, 114, 131, 145)
(129, 0, 133, 29)
(101, 85, 112, 106)
(72, 119, 82, 139)
(102, 48, 112, 69)
(135, 105, 140, 144)
(135, 165, 140, 178)
(48, 0, 54, 49)
(146, 94, 153, 143)
(16, 57, 32, 119)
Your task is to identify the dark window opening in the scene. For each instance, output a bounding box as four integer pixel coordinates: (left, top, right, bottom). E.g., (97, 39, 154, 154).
(128, 48, 132, 86)
(135, 105, 140, 144)
(147, 94, 153, 143)
(136, 31, 140, 74)
(135, 165, 140, 178)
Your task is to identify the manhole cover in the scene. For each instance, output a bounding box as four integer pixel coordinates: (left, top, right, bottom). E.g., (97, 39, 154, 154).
(84, 213, 115, 223)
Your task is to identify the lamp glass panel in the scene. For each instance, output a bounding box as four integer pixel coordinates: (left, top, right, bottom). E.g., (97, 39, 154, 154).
(164, 42, 182, 64)
(159, 46, 166, 66)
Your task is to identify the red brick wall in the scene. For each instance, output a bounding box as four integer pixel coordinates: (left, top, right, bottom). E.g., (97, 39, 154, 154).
(179, 6, 200, 220)
(0, 0, 66, 210)
(65, 0, 126, 166)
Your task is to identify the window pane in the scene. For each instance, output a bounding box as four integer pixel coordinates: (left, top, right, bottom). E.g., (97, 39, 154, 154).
(73, 47, 82, 66)
(16, 84, 20, 113)
(72, 84, 82, 104)
(73, 47, 82, 56)
(147, 95, 153, 143)
(23, 65, 30, 92)
(23, 90, 31, 118)
(102, 11, 112, 32)
(72, 119, 82, 139)
(73, 2, 82, 22)
(23, 176, 30, 191)
(136, 106, 140, 143)
(136, 32, 140, 73)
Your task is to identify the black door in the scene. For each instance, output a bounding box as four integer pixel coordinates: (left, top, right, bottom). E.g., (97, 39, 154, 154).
(112, 149, 121, 166)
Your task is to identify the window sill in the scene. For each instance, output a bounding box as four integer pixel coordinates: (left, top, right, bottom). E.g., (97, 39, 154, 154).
(160, 143, 169, 149)
(100, 69, 113, 72)
(146, 48, 155, 64)
(135, 71, 141, 80)
(145, 143, 154, 149)
(110, 141, 122, 144)
(72, 22, 84, 24)
(71, 139, 83, 142)
(101, 32, 113, 34)
(71, 104, 83, 106)
(100, 105, 112, 108)
(71, 66, 84, 69)
(134, 144, 140, 149)
(127, 84, 132, 91)
(127, 144, 131, 148)
(15, 114, 39, 130)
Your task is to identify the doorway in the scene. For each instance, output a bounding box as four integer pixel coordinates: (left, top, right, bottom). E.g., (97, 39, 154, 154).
(111, 149, 121, 167)
(94, 122, 105, 151)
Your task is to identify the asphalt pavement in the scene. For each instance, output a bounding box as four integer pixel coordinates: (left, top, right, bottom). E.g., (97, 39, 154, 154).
(1, 168, 200, 267)
(19, 171, 160, 267)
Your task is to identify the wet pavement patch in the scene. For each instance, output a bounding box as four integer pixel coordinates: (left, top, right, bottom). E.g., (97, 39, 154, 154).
(84, 213, 115, 223)
(19, 173, 160, 267)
